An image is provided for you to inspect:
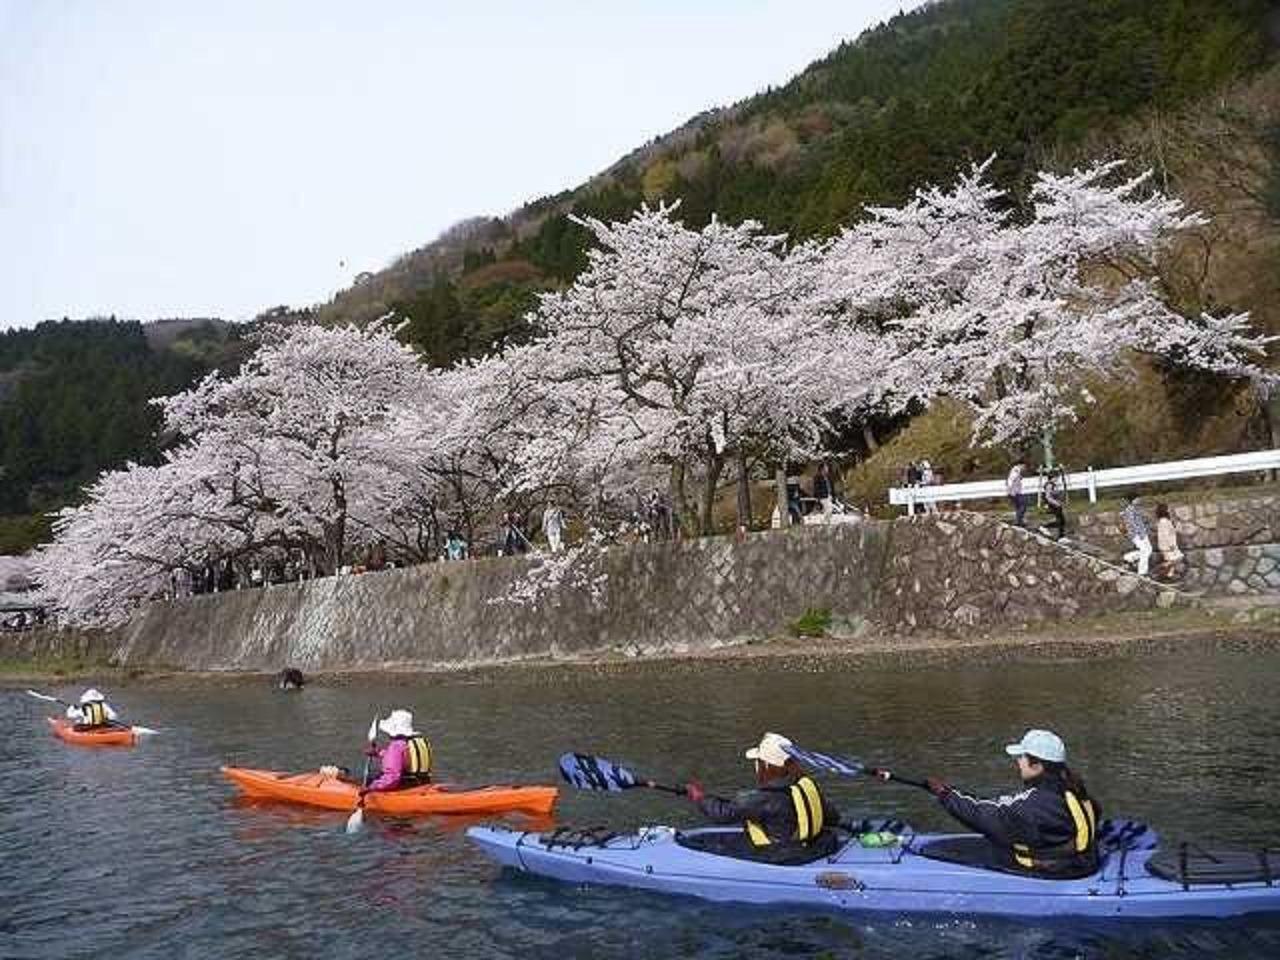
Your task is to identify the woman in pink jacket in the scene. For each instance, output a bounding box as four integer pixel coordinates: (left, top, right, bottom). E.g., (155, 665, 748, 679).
(360, 709, 434, 795)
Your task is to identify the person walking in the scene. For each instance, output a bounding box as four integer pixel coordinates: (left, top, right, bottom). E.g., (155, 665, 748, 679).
(813, 463, 835, 524)
(1007, 460, 1027, 527)
(1042, 471, 1066, 540)
(920, 460, 938, 515)
(1155, 503, 1184, 579)
(543, 501, 566, 553)
(1121, 494, 1153, 576)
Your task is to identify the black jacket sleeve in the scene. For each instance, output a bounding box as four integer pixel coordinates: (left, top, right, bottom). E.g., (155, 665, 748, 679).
(697, 788, 771, 825)
(938, 786, 1039, 847)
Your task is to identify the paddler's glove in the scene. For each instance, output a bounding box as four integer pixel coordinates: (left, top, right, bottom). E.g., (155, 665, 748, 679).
(685, 781, 705, 805)
(925, 777, 951, 797)
(363, 744, 379, 757)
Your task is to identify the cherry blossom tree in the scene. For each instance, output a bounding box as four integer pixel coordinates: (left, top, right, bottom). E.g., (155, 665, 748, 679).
(819, 158, 1273, 462)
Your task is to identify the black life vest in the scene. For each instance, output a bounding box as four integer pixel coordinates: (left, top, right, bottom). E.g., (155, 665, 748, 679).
(745, 776, 826, 848)
(80, 701, 108, 727)
(1011, 788, 1098, 876)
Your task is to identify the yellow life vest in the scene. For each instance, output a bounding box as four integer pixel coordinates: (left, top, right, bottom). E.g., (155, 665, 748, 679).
(80, 701, 108, 727)
(1012, 789, 1097, 871)
(405, 735, 432, 778)
(745, 776, 826, 848)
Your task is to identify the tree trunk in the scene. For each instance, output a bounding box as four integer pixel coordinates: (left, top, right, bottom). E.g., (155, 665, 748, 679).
(670, 461, 691, 538)
(1040, 427, 1056, 470)
(700, 452, 725, 536)
(861, 423, 879, 453)
(735, 448, 752, 531)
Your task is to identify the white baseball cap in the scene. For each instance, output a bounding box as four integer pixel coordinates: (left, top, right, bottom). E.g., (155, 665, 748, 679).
(80, 689, 105, 704)
(378, 709, 418, 738)
(744, 732, 793, 768)
(1005, 729, 1067, 764)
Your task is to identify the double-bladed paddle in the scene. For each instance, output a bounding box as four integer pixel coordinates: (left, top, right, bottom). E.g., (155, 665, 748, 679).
(782, 742, 929, 791)
(558, 751, 687, 795)
(345, 716, 380, 834)
(25, 688, 160, 736)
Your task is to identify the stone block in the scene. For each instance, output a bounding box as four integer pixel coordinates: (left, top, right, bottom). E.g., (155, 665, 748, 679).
(1156, 591, 1177, 609)
(1115, 576, 1140, 596)
(1228, 579, 1249, 595)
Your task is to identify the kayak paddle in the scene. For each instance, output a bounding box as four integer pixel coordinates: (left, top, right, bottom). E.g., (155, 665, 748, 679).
(25, 688, 160, 736)
(346, 716, 380, 834)
(871, 769, 931, 791)
(558, 752, 688, 795)
(783, 742, 929, 789)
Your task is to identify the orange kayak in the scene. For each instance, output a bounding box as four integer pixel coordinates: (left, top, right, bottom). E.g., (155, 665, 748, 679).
(47, 717, 138, 747)
(221, 766, 558, 816)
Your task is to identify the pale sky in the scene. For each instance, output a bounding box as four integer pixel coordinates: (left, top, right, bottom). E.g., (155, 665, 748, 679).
(0, 1, 921, 330)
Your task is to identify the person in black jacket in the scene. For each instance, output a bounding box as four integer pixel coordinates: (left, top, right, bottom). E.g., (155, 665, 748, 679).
(685, 732, 842, 856)
(921, 729, 1101, 878)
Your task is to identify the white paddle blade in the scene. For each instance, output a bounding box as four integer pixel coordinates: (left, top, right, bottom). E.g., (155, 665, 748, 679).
(131, 726, 160, 736)
(367, 717, 379, 741)
(25, 689, 59, 703)
(345, 807, 365, 834)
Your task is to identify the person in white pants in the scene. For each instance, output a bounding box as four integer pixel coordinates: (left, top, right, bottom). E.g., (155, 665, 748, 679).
(543, 502, 565, 553)
(1120, 494, 1152, 576)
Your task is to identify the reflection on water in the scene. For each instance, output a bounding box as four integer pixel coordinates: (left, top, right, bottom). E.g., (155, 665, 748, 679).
(4, 645, 1280, 958)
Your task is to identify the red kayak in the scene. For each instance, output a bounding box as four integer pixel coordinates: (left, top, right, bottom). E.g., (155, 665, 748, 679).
(47, 717, 138, 747)
(221, 766, 559, 816)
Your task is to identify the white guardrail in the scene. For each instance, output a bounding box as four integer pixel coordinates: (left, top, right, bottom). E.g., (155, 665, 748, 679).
(889, 449, 1280, 515)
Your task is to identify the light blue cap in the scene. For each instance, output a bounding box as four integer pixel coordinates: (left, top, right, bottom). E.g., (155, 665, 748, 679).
(1004, 729, 1066, 763)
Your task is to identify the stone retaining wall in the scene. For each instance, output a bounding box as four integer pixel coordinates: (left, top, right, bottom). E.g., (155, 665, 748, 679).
(878, 514, 1175, 632)
(1183, 543, 1280, 596)
(1073, 491, 1280, 554)
(89, 513, 1181, 671)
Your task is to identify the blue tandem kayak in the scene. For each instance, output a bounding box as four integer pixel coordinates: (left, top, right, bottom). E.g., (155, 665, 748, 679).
(466, 819, 1280, 920)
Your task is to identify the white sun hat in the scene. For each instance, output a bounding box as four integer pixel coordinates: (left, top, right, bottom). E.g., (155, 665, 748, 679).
(1004, 729, 1067, 764)
(379, 709, 417, 738)
(744, 732, 794, 768)
(80, 689, 105, 704)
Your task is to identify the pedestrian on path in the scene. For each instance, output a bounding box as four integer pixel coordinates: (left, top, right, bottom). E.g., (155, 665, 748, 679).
(1007, 460, 1027, 527)
(1155, 503, 1184, 579)
(543, 501, 566, 553)
(1121, 494, 1152, 576)
(1042, 471, 1066, 540)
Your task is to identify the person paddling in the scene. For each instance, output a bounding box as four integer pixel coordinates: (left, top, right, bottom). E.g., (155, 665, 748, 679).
(686, 732, 842, 858)
(916, 729, 1101, 878)
(65, 688, 120, 730)
(359, 709, 433, 797)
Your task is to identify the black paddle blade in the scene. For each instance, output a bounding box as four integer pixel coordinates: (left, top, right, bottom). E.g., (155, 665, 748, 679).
(557, 752, 640, 792)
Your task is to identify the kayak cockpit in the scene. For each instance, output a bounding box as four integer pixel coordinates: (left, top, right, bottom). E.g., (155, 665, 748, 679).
(675, 828, 842, 865)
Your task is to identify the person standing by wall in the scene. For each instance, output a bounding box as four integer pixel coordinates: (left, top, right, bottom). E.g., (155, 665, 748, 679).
(1121, 494, 1153, 576)
(1042, 471, 1066, 540)
(1155, 503, 1184, 579)
(1006, 460, 1027, 527)
(543, 501, 566, 553)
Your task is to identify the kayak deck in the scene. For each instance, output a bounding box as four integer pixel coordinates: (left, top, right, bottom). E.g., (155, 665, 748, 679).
(467, 819, 1280, 920)
(47, 716, 137, 747)
(222, 766, 558, 816)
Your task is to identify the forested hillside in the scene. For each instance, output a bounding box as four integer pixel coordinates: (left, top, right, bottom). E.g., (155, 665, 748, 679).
(315, 0, 1277, 369)
(0, 319, 241, 550)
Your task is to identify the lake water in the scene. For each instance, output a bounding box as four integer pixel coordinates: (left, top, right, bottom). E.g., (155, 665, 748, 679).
(4, 644, 1280, 958)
